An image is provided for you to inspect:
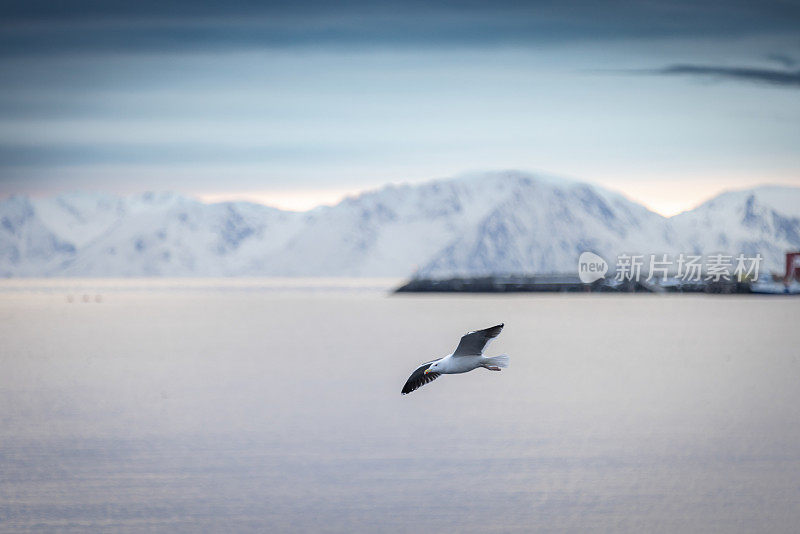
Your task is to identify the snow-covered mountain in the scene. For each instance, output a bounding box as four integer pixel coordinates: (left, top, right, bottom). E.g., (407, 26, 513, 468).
(1, 172, 798, 277)
(670, 185, 800, 275)
(418, 181, 800, 278)
(0, 191, 301, 276)
(417, 175, 674, 276)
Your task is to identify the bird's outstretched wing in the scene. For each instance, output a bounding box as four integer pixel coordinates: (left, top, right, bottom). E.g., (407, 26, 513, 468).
(401, 360, 440, 395)
(452, 323, 504, 357)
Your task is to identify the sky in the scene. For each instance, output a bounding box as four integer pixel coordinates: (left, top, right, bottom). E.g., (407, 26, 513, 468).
(0, 0, 798, 215)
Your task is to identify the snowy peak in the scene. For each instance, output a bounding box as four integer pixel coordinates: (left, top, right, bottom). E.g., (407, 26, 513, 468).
(684, 185, 800, 220)
(670, 185, 800, 272)
(418, 176, 670, 277)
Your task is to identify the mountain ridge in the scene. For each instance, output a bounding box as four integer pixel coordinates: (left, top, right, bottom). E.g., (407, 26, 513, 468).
(2, 172, 799, 277)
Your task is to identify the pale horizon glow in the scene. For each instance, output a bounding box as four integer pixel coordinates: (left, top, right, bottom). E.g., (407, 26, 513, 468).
(598, 173, 800, 216)
(197, 188, 364, 212)
(190, 171, 800, 217)
(6, 166, 799, 217)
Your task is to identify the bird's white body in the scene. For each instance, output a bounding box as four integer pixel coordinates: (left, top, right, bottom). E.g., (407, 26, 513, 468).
(434, 354, 489, 374)
(430, 353, 510, 374)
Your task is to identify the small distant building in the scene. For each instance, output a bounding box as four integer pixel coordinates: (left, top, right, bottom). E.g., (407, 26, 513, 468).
(786, 252, 800, 283)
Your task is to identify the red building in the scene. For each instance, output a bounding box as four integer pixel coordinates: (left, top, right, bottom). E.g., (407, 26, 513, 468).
(786, 252, 800, 283)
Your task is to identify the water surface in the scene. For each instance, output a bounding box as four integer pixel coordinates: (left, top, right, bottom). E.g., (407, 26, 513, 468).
(1, 280, 799, 532)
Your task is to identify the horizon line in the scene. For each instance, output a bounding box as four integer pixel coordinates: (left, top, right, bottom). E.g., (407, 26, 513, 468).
(3, 171, 799, 218)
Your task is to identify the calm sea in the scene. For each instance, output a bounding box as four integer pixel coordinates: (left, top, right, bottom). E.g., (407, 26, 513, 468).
(1, 279, 799, 532)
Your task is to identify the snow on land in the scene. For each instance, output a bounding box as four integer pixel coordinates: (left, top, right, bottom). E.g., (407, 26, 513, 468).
(670, 185, 800, 275)
(1, 173, 799, 277)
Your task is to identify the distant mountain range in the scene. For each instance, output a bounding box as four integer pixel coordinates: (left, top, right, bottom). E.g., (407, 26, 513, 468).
(2, 171, 799, 277)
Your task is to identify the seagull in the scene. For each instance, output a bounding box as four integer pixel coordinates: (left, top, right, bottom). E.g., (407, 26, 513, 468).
(401, 324, 509, 395)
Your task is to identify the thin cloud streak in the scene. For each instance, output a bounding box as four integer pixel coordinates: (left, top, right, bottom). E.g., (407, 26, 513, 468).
(654, 64, 800, 88)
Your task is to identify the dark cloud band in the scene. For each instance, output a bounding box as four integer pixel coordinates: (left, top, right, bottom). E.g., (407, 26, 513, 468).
(1, 0, 798, 55)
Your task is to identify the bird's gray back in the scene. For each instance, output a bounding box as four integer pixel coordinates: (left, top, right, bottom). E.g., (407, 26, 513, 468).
(452, 323, 504, 357)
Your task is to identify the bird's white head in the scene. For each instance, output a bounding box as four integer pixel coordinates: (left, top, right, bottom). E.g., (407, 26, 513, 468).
(424, 361, 442, 374)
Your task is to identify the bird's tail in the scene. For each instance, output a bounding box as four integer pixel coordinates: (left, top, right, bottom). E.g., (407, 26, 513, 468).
(481, 354, 510, 370)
